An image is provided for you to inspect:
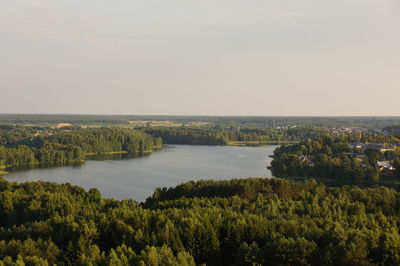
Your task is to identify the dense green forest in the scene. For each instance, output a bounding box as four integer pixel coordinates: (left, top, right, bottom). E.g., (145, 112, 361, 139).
(46, 128, 162, 154)
(2, 114, 400, 128)
(0, 125, 47, 147)
(0, 115, 128, 126)
(0, 127, 162, 169)
(269, 133, 400, 182)
(143, 127, 322, 146)
(0, 177, 399, 265)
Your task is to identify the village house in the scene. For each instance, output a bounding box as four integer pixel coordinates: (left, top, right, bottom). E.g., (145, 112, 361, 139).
(298, 155, 314, 166)
(376, 161, 396, 176)
(33, 130, 53, 137)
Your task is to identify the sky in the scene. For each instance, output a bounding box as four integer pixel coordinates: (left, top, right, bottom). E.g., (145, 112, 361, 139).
(1, 0, 399, 116)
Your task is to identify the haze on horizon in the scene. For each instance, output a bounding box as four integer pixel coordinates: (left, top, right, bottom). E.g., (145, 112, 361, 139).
(1, 0, 399, 116)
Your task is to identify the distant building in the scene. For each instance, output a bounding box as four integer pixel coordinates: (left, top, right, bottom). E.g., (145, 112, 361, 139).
(377, 161, 394, 170)
(33, 130, 53, 137)
(298, 155, 308, 162)
(298, 155, 313, 166)
(376, 161, 395, 176)
(376, 161, 396, 177)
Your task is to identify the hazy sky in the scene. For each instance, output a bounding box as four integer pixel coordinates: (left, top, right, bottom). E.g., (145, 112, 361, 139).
(1, 0, 399, 116)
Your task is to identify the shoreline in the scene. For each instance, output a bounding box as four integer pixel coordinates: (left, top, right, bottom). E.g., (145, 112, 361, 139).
(85, 151, 129, 156)
(228, 141, 298, 147)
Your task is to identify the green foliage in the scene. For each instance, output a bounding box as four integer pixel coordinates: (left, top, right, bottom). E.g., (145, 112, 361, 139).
(3, 114, 400, 128)
(47, 127, 160, 154)
(0, 177, 399, 265)
(0, 126, 161, 169)
(270, 134, 400, 181)
(144, 127, 322, 145)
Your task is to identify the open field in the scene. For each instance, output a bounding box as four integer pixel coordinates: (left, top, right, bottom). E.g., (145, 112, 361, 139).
(228, 140, 300, 146)
(128, 120, 214, 128)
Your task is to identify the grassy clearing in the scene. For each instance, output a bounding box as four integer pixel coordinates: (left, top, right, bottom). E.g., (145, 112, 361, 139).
(129, 120, 183, 127)
(228, 140, 299, 146)
(128, 120, 214, 128)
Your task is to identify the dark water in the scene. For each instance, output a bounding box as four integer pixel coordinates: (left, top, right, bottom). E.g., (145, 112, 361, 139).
(3, 145, 276, 202)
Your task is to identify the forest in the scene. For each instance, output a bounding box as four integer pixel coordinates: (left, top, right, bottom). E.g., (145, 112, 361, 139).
(2, 114, 400, 128)
(0, 115, 128, 126)
(0, 127, 162, 169)
(143, 127, 321, 146)
(0, 177, 399, 265)
(269, 133, 400, 182)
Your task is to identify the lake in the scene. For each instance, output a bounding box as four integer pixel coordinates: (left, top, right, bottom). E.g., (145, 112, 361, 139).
(3, 145, 276, 202)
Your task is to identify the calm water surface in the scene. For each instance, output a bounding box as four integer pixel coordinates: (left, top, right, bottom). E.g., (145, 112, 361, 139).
(4, 145, 276, 201)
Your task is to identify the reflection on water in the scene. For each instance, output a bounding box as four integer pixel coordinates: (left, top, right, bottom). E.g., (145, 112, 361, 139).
(3, 145, 276, 202)
(85, 152, 149, 161)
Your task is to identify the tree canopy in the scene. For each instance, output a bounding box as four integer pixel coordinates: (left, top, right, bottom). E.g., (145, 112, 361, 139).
(0, 127, 162, 169)
(269, 134, 400, 182)
(0, 177, 399, 265)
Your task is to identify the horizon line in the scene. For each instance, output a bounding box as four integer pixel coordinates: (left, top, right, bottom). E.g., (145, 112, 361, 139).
(1, 113, 400, 118)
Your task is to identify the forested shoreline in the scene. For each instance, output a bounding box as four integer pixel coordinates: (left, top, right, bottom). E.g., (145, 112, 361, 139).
(269, 133, 400, 182)
(0, 126, 162, 169)
(143, 127, 321, 146)
(0, 177, 399, 265)
(1, 124, 400, 265)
